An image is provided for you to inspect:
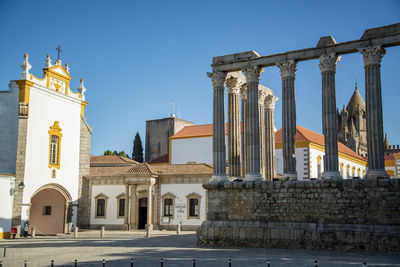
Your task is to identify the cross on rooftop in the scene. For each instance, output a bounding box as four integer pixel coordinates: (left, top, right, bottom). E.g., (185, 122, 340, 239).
(56, 45, 62, 60)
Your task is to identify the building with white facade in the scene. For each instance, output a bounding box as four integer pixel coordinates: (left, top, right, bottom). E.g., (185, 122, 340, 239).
(80, 155, 211, 230)
(0, 54, 91, 237)
(385, 152, 400, 178)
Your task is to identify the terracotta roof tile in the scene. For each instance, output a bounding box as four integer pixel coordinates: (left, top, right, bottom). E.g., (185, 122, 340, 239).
(275, 126, 365, 160)
(126, 163, 160, 175)
(90, 166, 133, 177)
(152, 163, 213, 175)
(90, 155, 139, 165)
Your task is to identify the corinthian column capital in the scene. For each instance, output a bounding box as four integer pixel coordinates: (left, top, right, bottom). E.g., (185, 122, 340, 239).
(319, 53, 341, 73)
(276, 59, 297, 78)
(242, 66, 264, 83)
(264, 95, 278, 110)
(207, 71, 226, 89)
(359, 45, 386, 66)
(258, 87, 268, 106)
(240, 83, 247, 100)
(226, 76, 241, 94)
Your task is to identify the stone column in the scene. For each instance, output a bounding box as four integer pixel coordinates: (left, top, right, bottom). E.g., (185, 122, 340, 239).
(264, 95, 278, 180)
(276, 60, 297, 180)
(319, 53, 342, 180)
(146, 184, 153, 230)
(207, 71, 228, 182)
(359, 46, 389, 179)
(242, 66, 264, 181)
(240, 84, 247, 177)
(258, 88, 267, 178)
(226, 76, 241, 178)
(130, 184, 137, 229)
(124, 184, 130, 228)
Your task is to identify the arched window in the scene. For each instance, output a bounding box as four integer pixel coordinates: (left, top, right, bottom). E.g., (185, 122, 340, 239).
(161, 192, 176, 218)
(357, 168, 361, 177)
(48, 121, 62, 169)
(186, 192, 201, 219)
(346, 165, 350, 178)
(362, 170, 366, 177)
(317, 156, 322, 178)
(95, 193, 108, 218)
(352, 166, 356, 177)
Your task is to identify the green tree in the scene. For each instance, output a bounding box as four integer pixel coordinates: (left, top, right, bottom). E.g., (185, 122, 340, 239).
(132, 132, 143, 162)
(104, 149, 113, 155)
(118, 151, 128, 158)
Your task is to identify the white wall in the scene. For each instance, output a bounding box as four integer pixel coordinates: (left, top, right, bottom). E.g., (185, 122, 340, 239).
(0, 175, 15, 235)
(171, 137, 213, 164)
(0, 83, 19, 175)
(160, 183, 206, 226)
(90, 185, 125, 225)
(22, 84, 82, 226)
(276, 147, 309, 180)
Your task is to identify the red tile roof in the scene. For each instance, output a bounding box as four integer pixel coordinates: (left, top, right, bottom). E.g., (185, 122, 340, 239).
(90, 155, 139, 165)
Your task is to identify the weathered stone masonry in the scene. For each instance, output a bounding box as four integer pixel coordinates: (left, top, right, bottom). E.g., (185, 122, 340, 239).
(197, 179, 400, 253)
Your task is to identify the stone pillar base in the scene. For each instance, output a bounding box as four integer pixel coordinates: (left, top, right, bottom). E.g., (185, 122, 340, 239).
(282, 173, 297, 181)
(321, 171, 342, 180)
(209, 175, 228, 183)
(244, 174, 263, 182)
(365, 169, 389, 179)
(146, 224, 153, 237)
(122, 224, 129, 230)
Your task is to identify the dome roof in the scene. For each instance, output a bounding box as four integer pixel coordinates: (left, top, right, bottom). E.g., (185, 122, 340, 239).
(346, 83, 365, 115)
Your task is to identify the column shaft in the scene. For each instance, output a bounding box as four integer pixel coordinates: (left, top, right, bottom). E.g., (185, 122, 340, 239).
(359, 46, 389, 178)
(226, 77, 241, 177)
(147, 184, 153, 227)
(130, 184, 137, 229)
(264, 95, 278, 180)
(277, 60, 297, 180)
(319, 53, 341, 180)
(207, 71, 228, 182)
(124, 184, 130, 226)
(259, 102, 265, 178)
(240, 86, 247, 177)
(242, 66, 263, 181)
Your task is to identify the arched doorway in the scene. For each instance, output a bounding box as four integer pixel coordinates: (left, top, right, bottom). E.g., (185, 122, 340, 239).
(29, 184, 71, 234)
(138, 198, 147, 229)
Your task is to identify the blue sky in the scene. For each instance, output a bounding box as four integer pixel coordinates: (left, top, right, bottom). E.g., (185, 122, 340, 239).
(1, 0, 399, 157)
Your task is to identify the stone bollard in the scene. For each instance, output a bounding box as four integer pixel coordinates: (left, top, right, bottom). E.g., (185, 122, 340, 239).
(176, 223, 181, 235)
(74, 226, 79, 238)
(146, 225, 151, 237)
(31, 227, 35, 238)
(100, 226, 105, 238)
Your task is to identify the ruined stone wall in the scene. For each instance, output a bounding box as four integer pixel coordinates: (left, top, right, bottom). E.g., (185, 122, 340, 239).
(197, 179, 400, 253)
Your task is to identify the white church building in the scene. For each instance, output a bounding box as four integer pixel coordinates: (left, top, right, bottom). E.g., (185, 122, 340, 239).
(0, 53, 91, 237)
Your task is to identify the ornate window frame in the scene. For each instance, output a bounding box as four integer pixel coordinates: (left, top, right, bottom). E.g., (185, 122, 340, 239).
(346, 164, 350, 178)
(95, 193, 108, 219)
(186, 192, 201, 219)
(116, 193, 125, 219)
(340, 162, 344, 177)
(48, 121, 62, 169)
(161, 192, 176, 219)
(352, 166, 356, 177)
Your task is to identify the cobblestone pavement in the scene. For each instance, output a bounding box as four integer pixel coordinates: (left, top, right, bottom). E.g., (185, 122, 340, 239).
(0, 230, 399, 267)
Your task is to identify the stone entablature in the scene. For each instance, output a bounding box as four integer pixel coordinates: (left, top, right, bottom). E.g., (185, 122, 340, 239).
(197, 178, 400, 253)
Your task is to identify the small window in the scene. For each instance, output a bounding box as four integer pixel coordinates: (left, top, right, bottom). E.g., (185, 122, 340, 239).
(97, 199, 105, 217)
(43, 206, 52, 215)
(317, 156, 322, 178)
(189, 198, 199, 217)
(164, 198, 173, 216)
(50, 135, 59, 165)
(118, 198, 125, 217)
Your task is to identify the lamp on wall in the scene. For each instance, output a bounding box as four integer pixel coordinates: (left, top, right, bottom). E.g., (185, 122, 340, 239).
(18, 182, 25, 190)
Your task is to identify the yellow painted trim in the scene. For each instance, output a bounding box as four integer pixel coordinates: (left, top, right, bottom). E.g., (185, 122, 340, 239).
(48, 121, 63, 169)
(0, 232, 11, 239)
(387, 170, 395, 176)
(81, 101, 88, 117)
(385, 160, 395, 167)
(275, 141, 310, 149)
(170, 134, 213, 140)
(15, 80, 34, 103)
(169, 138, 172, 164)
